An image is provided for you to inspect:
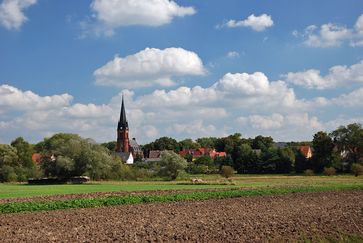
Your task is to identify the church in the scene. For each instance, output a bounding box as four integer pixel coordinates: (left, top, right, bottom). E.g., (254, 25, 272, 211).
(115, 96, 143, 164)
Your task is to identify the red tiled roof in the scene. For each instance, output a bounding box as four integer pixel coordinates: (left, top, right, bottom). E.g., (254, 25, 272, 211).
(31, 153, 42, 164)
(299, 146, 312, 158)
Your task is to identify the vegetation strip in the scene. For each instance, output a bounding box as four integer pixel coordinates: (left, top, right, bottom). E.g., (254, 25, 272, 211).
(0, 185, 362, 214)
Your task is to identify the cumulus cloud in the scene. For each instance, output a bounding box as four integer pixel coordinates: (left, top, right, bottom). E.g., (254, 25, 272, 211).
(218, 14, 273, 31)
(87, 0, 195, 36)
(284, 59, 363, 89)
(332, 88, 363, 107)
(0, 84, 72, 111)
(294, 14, 363, 47)
(94, 47, 206, 88)
(0, 0, 36, 30)
(2, 67, 363, 144)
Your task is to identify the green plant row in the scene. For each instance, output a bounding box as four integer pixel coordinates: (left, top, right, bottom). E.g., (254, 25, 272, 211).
(1, 184, 362, 214)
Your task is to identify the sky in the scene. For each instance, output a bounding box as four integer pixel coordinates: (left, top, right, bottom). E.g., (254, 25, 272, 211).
(0, 0, 363, 144)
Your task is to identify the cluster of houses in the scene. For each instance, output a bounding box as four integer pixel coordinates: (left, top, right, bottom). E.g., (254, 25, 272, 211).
(145, 148, 226, 162)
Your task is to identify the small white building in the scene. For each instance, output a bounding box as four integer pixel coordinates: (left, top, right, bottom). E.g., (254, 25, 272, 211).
(118, 152, 134, 164)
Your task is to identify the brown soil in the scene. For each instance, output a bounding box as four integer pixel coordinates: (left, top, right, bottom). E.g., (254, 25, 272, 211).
(0, 190, 362, 242)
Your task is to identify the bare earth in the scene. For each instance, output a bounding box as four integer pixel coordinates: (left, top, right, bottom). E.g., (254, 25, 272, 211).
(0, 190, 362, 242)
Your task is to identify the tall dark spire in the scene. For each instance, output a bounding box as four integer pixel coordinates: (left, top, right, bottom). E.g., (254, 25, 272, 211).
(118, 95, 128, 130)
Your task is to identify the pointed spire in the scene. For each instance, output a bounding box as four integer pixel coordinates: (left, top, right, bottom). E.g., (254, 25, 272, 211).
(118, 94, 128, 130)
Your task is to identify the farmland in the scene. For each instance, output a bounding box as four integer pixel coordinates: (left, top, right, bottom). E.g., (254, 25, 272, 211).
(1, 174, 362, 199)
(0, 175, 362, 241)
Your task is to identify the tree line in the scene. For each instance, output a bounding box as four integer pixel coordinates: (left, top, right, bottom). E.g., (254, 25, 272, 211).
(0, 123, 362, 182)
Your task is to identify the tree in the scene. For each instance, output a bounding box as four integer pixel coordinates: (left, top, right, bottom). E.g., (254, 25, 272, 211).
(234, 143, 258, 173)
(101, 141, 117, 151)
(178, 138, 200, 150)
(294, 149, 309, 173)
(39, 133, 121, 180)
(196, 137, 217, 149)
(311, 131, 334, 173)
(157, 151, 187, 180)
(0, 144, 19, 182)
(330, 123, 363, 169)
(252, 135, 274, 150)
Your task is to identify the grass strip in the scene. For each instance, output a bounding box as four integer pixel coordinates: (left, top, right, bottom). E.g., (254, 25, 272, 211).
(0, 184, 362, 214)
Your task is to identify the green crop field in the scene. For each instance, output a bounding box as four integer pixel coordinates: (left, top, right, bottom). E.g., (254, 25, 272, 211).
(0, 174, 362, 199)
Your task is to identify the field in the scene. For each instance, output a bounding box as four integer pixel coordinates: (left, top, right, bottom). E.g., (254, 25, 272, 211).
(1, 174, 362, 198)
(0, 175, 362, 242)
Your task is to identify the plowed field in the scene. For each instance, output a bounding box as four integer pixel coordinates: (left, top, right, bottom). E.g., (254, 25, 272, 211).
(0, 190, 362, 242)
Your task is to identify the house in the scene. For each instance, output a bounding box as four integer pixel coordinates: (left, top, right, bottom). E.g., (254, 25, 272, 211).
(299, 145, 313, 158)
(31, 153, 42, 164)
(145, 150, 163, 162)
(179, 148, 226, 160)
(118, 152, 134, 164)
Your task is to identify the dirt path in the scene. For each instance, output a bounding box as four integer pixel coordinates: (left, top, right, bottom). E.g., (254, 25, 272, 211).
(0, 190, 362, 242)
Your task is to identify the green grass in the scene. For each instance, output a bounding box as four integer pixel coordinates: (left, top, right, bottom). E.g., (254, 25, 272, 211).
(0, 183, 362, 214)
(0, 174, 362, 199)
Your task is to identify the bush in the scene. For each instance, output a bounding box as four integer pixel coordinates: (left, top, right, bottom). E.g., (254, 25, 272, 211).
(0, 166, 18, 182)
(323, 167, 336, 176)
(220, 166, 234, 178)
(158, 151, 187, 180)
(304, 169, 314, 176)
(351, 163, 363, 177)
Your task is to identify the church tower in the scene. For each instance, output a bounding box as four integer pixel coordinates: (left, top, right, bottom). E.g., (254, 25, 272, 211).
(116, 96, 129, 153)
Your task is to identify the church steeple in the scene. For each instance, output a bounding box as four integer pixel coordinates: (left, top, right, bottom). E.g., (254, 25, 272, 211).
(116, 95, 129, 153)
(118, 95, 128, 130)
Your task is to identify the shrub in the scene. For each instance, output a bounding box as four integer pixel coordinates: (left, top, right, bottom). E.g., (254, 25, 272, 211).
(323, 167, 336, 176)
(158, 151, 187, 180)
(0, 166, 18, 182)
(220, 166, 234, 178)
(351, 163, 363, 177)
(304, 169, 314, 176)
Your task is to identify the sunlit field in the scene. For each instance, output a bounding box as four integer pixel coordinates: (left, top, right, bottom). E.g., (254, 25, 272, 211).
(0, 174, 362, 199)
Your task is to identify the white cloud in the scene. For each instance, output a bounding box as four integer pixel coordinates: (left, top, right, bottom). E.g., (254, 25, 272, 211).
(0, 84, 72, 111)
(220, 14, 273, 32)
(88, 0, 195, 36)
(332, 88, 363, 107)
(226, 51, 240, 58)
(248, 113, 284, 129)
(0, 0, 36, 30)
(295, 14, 363, 47)
(94, 47, 206, 89)
(236, 113, 324, 141)
(285, 59, 363, 89)
(2, 66, 363, 144)
(64, 103, 112, 118)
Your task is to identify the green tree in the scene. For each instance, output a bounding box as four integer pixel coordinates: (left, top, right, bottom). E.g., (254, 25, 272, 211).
(0, 144, 19, 182)
(39, 133, 121, 180)
(196, 137, 217, 149)
(11, 137, 34, 168)
(157, 151, 187, 180)
(311, 131, 335, 173)
(178, 138, 200, 150)
(252, 135, 274, 150)
(234, 143, 258, 173)
(330, 123, 363, 169)
(101, 141, 117, 151)
(155, 137, 180, 151)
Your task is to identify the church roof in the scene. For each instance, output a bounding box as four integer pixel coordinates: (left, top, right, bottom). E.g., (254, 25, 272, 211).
(118, 95, 128, 130)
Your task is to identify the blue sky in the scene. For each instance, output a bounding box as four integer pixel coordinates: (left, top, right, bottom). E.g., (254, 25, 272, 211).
(0, 0, 363, 144)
